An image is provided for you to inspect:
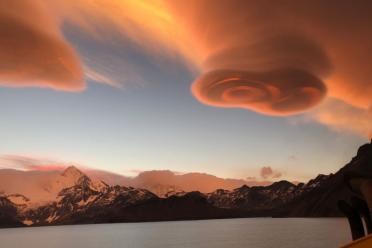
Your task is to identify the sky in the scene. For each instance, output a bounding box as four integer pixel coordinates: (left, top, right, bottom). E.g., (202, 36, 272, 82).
(0, 0, 371, 182)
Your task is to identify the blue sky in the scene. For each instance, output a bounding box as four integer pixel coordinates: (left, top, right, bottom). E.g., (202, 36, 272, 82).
(0, 69, 365, 181)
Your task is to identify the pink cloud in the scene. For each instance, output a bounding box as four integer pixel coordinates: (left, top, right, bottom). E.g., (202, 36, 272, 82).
(308, 98, 372, 138)
(0, 154, 67, 171)
(132, 170, 273, 193)
(260, 166, 282, 179)
(0, 155, 276, 193)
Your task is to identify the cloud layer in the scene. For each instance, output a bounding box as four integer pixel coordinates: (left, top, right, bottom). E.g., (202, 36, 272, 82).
(0, 0, 84, 91)
(58, 0, 371, 134)
(0, 155, 275, 194)
(0, 0, 371, 136)
(166, 0, 372, 111)
(192, 68, 326, 116)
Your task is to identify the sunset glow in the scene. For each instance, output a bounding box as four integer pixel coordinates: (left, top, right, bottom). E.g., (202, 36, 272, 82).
(0, 0, 371, 183)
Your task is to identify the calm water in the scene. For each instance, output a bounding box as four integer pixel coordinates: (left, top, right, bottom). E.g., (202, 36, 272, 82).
(0, 218, 351, 248)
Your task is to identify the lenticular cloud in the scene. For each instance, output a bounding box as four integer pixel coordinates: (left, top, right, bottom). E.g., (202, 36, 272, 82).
(192, 68, 326, 116)
(168, 0, 372, 133)
(191, 33, 331, 115)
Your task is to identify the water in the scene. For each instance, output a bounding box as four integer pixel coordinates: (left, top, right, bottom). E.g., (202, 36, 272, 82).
(0, 218, 351, 248)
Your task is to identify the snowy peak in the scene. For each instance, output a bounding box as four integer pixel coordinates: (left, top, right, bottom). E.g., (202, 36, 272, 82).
(304, 174, 329, 189)
(266, 180, 295, 191)
(14, 166, 109, 205)
(26, 184, 158, 226)
(59, 166, 108, 192)
(208, 180, 302, 210)
(61, 166, 85, 180)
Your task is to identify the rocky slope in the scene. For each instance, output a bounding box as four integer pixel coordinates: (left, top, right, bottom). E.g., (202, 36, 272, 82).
(206, 174, 331, 214)
(0, 197, 24, 227)
(274, 141, 372, 217)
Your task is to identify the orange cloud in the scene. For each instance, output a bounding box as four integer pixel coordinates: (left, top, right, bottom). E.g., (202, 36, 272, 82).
(0, 0, 84, 91)
(53, 0, 188, 60)
(130, 170, 273, 193)
(0, 1, 371, 136)
(171, 1, 372, 134)
(58, 1, 372, 118)
(260, 166, 282, 179)
(171, 1, 372, 117)
(308, 99, 372, 138)
(192, 68, 326, 116)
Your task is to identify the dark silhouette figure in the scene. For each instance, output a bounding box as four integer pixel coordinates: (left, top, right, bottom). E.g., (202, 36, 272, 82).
(338, 200, 365, 240)
(351, 196, 372, 234)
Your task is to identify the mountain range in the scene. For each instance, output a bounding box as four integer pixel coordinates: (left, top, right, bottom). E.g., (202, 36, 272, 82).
(0, 166, 272, 201)
(1, 140, 371, 228)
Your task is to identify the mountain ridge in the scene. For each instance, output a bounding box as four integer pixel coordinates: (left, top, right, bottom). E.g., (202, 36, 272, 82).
(0, 166, 275, 200)
(0, 165, 335, 226)
(0, 140, 370, 227)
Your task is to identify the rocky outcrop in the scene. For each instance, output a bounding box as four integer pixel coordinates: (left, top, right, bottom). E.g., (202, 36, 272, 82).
(0, 197, 24, 227)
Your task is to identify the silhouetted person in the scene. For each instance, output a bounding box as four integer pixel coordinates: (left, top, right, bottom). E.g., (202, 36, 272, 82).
(351, 196, 372, 234)
(338, 200, 365, 240)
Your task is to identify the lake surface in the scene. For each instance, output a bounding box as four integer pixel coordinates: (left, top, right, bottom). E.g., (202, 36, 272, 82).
(0, 218, 351, 248)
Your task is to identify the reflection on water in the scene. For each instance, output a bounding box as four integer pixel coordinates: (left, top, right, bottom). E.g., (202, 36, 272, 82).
(0, 218, 350, 248)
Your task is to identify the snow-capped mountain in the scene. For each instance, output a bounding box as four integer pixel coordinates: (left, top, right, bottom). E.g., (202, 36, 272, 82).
(0, 165, 344, 226)
(12, 166, 334, 226)
(0, 166, 109, 206)
(19, 167, 157, 226)
(0, 166, 271, 201)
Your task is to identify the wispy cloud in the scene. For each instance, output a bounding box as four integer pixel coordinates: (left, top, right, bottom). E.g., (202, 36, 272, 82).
(0, 154, 71, 171)
(84, 66, 123, 89)
(307, 98, 372, 138)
